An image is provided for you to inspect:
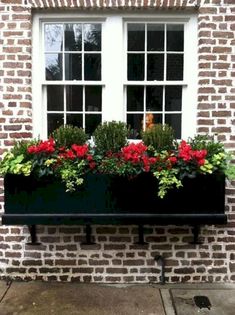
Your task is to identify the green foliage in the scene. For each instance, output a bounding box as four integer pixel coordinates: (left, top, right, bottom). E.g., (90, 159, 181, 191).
(0, 152, 32, 176)
(51, 125, 88, 148)
(188, 135, 225, 158)
(154, 168, 182, 199)
(93, 121, 128, 155)
(141, 123, 175, 152)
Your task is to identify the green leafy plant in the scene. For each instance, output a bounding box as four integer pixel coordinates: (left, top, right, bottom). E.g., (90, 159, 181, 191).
(141, 123, 175, 152)
(0, 123, 234, 197)
(93, 121, 129, 155)
(51, 124, 88, 148)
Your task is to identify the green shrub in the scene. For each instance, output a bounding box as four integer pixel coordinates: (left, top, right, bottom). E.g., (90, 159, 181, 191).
(93, 121, 129, 155)
(51, 125, 88, 148)
(141, 123, 175, 152)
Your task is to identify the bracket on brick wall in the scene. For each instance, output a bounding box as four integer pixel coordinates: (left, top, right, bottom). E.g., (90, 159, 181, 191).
(81, 224, 96, 245)
(190, 225, 202, 245)
(135, 225, 148, 245)
(26, 225, 41, 245)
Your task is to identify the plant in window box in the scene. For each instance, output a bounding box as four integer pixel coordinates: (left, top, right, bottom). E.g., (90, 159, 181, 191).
(0, 122, 233, 226)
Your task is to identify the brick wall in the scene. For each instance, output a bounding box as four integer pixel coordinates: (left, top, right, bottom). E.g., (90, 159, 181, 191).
(0, 0, 235, 283)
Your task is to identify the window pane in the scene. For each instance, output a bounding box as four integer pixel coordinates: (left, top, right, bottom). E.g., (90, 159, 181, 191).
(128, 54, 144, 81)
(45, 54, 63, 80)
(128, 24, 145, 51)
(127, 86, 144, 111)
(45, 24, 63, 52)
(65, 24, 82, 51)
(127, 114, 143, 139)
(85, 114, 101, 136)
(165, 114, 181, 138)
(84, 54, 101, 81)
(85, 86, 102, 111)
(146, 86, 163, 111)
(167, 54, 183, 80)
(145, 113, 162, 130)
(147, 24, 164, 51)
(84, 24, 101, 51)
(165, 86, 182, 111)
(47, 85, 64, 111)
(47, 114, 64, 135)
(66, 114, 83, 127)
(167, 24, 184, 52)
(147, 54, 164, 81)
(65, 54, 82, 80)
(66, 86, 83, 111)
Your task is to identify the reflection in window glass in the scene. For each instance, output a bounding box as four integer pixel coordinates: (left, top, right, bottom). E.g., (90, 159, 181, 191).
(147, 24, 164, 51)
(47, 85, 64, 111)
(127, 114, 143, 139)
(85, 86, 102, 111)
(145, 113, 162, 130)
(127, 86, 144, 111)
(167, 54, 183, 80)
(165, 86, 182, 111)
(45, 54, 63, 80)
(128, 54, 144, 81)
(165, 114, 181, 139)
(66, 114, 83, 127)
(65, 24, 82, 51)
(84, 54, 101, 81)
(84, 24, 101, 51)
(85, 114, 102, 135)
(47, 114, 64, 135)
(66, 86, 83, 111)
(167, 24, 184, 52)
(147, 54, 164, 81)
(65, 54, 82, 80)
(146, 86, 163, 111)
(45, 24, 63, 52)
(128, 24, 145, 51)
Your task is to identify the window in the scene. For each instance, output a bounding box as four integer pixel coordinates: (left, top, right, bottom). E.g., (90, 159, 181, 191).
(32, 13, 197, 139)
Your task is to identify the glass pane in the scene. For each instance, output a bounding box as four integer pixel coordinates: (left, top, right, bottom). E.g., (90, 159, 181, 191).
(147, 24, 164, 51)
(128, 24, 145, 51)
(147, 54, 164, 81)
(85, 86, 102, 111)
(47, 114, 64, 135)
(47, 85, 64, 111)
(167, 24, 184, 52)
(66, 114, 83, 127)
(127, 114, 143, 139)
(65, 54, 82, 80)
(167, 54, 183, 80)
(165, 114, 181, 139)
(65, 24, 82, 51)
(144, 113, 162, 130)
(146, 86, 163, 111)
(84, 54, 101, 81)
(66, 86, 83, 111)
(85, 114, 101, 136)
(84, 24, 101, 51)
(128, 54, 144, 81)
(45, 54, 62, 80)
(165, 86, 182, 111)
(127, 86, 144, 111)
(44, 24, 63, 52)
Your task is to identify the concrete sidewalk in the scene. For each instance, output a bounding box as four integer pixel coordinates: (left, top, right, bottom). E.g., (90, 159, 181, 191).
(1, 281, 235, 315)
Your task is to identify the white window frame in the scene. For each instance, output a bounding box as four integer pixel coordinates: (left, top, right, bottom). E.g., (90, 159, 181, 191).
(32, 12, 198, 140)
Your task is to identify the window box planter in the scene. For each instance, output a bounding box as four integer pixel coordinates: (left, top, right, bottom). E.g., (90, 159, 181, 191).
(2, 172, 227, 244)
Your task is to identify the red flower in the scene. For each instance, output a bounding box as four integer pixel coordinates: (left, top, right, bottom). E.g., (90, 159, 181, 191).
(71, 144, 89, 158)
(27, 138, 55, 154)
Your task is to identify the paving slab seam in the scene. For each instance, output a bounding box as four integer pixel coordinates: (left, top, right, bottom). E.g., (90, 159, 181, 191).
(0, 281, 12, 304)
(169, 289, 178, 315)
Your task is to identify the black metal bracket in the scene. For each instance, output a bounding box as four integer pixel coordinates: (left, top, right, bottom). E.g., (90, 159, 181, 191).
(26, 225, 41, 245)
(135, 225, 148, 245)
(190, 225, 203, 245)
(81, 224, 96, 245)
(155, 255, 165, 285)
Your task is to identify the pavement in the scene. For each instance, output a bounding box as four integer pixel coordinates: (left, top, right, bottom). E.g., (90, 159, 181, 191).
(1, 281, 235, 315)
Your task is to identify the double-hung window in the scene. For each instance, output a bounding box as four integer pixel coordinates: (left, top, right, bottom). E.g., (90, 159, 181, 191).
(33, 13, 197, 139)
